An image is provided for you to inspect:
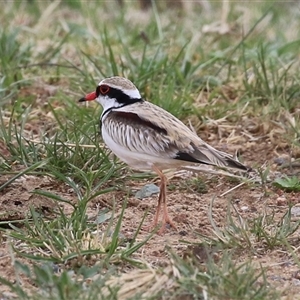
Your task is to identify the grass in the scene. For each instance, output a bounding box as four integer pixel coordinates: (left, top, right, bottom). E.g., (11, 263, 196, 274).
(0, 0, 300, 299)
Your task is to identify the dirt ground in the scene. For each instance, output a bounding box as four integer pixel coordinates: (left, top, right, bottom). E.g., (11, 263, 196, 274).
(0, 140, 300, 299)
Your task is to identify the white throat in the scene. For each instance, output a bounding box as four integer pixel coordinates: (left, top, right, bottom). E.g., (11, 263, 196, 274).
(97, 96, 120, 119)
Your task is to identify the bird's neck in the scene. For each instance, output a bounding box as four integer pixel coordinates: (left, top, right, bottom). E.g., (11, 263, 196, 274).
(100, 98, 144, 121)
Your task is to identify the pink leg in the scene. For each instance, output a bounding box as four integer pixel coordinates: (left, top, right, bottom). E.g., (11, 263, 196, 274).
(143, 176, 163, 232)
(150, 166, 177, 234)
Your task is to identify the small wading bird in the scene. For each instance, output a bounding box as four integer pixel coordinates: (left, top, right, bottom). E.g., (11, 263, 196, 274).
(79, 77, 250, 233)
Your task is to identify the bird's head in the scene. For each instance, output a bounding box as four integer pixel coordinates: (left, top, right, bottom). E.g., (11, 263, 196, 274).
(79, 76, 142, 113)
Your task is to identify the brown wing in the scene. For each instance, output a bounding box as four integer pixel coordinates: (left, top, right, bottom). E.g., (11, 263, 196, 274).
(104, 102, 249, 171)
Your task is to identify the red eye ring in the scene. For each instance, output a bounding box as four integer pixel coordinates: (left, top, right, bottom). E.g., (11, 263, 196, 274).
(99, 85, 110, 95)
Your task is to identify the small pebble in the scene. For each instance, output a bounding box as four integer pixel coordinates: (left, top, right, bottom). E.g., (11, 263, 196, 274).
(293, 270, 300, 280)
(276, 196, 287, 206)
(240, 206, 248, 211)
(135, 183, 160, 199)
(291, 206, 300, 217)
(96, 212, 112, 224)
(292, 278, 300, 286)
(179, 230, 188, 236)
(269, 275, 285, 282)
(274, 157, 288, 165)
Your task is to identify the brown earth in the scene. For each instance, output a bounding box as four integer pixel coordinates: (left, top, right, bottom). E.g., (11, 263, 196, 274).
(0, 139, 300, 298)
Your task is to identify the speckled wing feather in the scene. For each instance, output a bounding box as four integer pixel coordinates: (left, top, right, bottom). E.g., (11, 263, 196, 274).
(103, 101, 249, 171)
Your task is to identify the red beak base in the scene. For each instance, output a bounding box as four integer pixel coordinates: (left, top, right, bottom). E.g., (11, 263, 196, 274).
(78, 91, 97, 102)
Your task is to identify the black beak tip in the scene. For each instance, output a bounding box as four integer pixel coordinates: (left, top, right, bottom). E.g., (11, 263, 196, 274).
(78, 97, 86, 102)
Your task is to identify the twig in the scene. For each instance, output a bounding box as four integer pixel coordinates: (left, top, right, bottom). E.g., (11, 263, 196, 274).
(220, 182, 246, 197)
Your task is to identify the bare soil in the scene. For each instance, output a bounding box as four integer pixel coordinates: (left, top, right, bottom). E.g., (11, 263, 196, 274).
(0, 140, 300, 299)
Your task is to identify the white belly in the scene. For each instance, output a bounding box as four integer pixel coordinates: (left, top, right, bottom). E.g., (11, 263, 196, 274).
(101, 125, 179, 171)
(102, 124, 151, 170)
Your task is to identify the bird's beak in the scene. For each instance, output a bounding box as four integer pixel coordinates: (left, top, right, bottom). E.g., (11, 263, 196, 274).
(78, 91, 97, 102)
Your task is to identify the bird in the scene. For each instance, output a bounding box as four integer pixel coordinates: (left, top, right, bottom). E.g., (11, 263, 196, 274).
(79, 76, 250, 233)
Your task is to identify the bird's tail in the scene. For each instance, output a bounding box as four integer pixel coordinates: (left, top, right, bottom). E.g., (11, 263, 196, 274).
(191, 142, 251, 172)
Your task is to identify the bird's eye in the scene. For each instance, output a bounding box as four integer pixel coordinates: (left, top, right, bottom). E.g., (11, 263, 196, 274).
(99, 85, 110, 95)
